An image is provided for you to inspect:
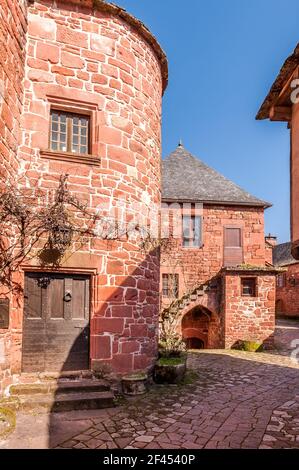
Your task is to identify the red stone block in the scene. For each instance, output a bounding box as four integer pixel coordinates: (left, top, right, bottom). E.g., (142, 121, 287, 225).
(90, 335, 111, 360)
(121, 340, 140, 353)
(112, 354, 133, 373)
(98, 287, 124, 302)
(57, 25, 88, 48)
(111, 306, 133, 318)
(130, 324, 148, 337)
(133, 354, 152, 371)
(92, 318, 124, 335)
(61, 52, 84, 69)
(36, 43, 59, 64)
(125, 288, 138, 302)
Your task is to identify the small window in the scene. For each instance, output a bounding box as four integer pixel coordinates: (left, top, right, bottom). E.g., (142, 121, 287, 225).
(241, 278, 257, 297)
(224, 227, 243, 267)
(50, 110, 90, 155)
(162, 274, 179, 298)
(224, 227, 242, 247)
(277, 274, 286, 288)
(182, 216, 202, 248)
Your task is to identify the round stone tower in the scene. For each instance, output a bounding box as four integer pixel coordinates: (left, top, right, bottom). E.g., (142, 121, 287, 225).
(10, 0, 168, 376)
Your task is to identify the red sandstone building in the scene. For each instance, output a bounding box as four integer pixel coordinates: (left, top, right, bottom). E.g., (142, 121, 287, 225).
(160, 144, 278, 350)
(257, 42, 299, 261)
(0, 0, 280, 395)
(274, 242, 299, 318)
(0, 0, 167, 393)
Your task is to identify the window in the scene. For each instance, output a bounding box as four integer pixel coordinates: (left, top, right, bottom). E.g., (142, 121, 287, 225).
(241, 278, 257, 297)
(50, 110, 90, 155)
(224, 227, 242, 248)
(224, 227, 243, 267)
(162, 274, 179, 298)
(182, 216, 202, 248)
(277, 274, 286, 288)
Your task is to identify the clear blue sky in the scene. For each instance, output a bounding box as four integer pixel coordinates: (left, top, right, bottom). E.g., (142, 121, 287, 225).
(115, 0, 299, 243)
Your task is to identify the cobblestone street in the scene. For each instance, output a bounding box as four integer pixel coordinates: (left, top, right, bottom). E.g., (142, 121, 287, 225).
(1, 321, 299, 450)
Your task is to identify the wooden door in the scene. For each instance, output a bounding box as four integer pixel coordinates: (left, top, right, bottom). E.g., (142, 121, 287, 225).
(223, 227, 243, 267)
(22, 273, 90, 373)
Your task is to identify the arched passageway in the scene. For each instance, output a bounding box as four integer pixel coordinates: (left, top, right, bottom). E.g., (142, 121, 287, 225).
(182, 305, 213, 350)
(184, 337, 204, 350)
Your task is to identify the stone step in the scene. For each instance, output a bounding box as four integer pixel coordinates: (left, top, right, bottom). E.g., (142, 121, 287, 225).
(19, 390, 115, 413)
(196, 288, 204, 296)
(18, 370, 94, 383)
(9, 379, 110, 396)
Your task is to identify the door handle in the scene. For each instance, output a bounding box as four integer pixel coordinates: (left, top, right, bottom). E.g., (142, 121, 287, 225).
(64, 291, 72, 302)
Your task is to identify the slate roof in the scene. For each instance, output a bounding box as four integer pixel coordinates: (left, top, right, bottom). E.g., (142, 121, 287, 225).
(162, 144, 271, 207)
(273, 242, 299, 267)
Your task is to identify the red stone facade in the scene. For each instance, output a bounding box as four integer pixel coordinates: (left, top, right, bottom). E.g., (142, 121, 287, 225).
(276, 263, 299, 318)
(0, 0, 28, 394)
(161, 204, 277, 350)
(222, 271, 276, 348)
(0, 0, 280, 396)
(161, 205, 267, 294)
(291, 103, 299, 258)
(256, 43, 299, 260)
(0, 0, 168, 392)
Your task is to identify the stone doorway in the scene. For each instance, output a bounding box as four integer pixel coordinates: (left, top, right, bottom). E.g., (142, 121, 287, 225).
(182, 305, 213, 350)
(22, 272, 90, 373)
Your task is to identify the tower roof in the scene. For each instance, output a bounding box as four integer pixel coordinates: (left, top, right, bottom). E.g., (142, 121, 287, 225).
(162, 145, 271, 208)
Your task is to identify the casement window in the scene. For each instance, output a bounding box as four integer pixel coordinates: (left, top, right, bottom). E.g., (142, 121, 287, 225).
(223, 226, 243, 267)
(277, 273, 286, 288)
(182, 215, 202, 248)
(162, 274, 179, 298)
(241, 277, 257, 297)
(50, 110, 90, 155)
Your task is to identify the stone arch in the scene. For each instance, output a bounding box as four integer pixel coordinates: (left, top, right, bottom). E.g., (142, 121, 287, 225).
(181, 305, 214, 350)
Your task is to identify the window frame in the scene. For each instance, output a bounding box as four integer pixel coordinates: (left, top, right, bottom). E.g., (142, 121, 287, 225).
(276, 273, 286, 288)
(241, 277, 258, 298)
(182, 215, 202, 248)
(40, 95, 100, 167)
(49, 108, 91, 156)
(223, 225, 244, 267)
(162, 273, 179, 298)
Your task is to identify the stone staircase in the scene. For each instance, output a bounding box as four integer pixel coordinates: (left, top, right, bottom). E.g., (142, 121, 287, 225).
(163, 284, 209, 317)
(7, 373, 115, 412)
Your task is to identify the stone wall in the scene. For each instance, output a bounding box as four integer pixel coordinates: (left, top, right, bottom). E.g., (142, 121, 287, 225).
(0, 0, 27, 394)
(276, 263, 299, 318)
(161, 204, 266, 301)
(223, 272, 276, 349)
(1, 0, 167, 384)
(160, 205, 276, 351)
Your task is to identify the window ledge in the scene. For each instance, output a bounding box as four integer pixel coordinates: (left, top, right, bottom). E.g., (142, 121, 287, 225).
(181, 245, 204, 250)
(40, 150, 101, 166)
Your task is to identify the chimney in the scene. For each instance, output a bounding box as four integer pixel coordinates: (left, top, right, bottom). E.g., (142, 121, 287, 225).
(265, 234, 277, 265)
(265, 233, 277, 247)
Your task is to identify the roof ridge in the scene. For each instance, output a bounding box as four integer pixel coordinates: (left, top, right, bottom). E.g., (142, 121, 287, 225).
(162, 145, 271, 208)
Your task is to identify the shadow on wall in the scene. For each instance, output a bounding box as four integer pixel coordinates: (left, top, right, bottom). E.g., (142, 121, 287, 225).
(47, 251, 160, 448)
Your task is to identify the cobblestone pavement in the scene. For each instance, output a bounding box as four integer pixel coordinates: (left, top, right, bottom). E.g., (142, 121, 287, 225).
(1, 321, 299, 449)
